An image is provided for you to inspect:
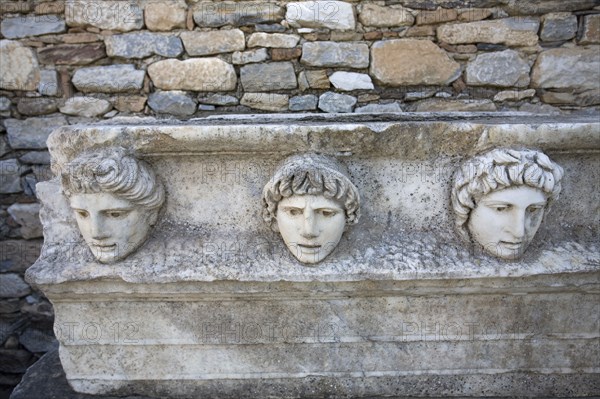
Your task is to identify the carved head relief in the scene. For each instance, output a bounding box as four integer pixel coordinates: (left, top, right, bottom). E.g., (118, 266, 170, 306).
(263, 154, 360, 264)
(452, 148, 563, 260)
(61, 148, 165, 263)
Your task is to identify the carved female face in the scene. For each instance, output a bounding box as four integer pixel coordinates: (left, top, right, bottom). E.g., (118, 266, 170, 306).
(69, 192, 158, 263)
(467, 186, 547, 260)
(276, 194, 346, 264)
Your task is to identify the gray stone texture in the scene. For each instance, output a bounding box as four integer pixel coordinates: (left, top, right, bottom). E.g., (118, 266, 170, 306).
(318, 92, 357, 113)
(0, 15, 66, 39)
(199, 94, 239, 106)
(148, 91, 197, 116)
(19, 151, 52, 164)
(580, 14, 600, 45)
(370, 39, 461, 86)
(355, 103, 402, 113)
(0, 240, 43, 273)
(329, 72, 374, 91)
(5, 115, 67, 150)
(65, 0, 143, 32)
(466, 50, 531, 87)
(105, 32, 183, 58)
(0, 159, 24, 194)
(286, 1, 355, 30)
(289, 94, 318, 111)
(19, 328, 58, 353)
(0, 97, 11, 111)
(148, 59, 237, 91)
(37, 43, 106, 65)
(0, 273, 31, 298)
(232, 48, 269, 65)
(241, 62, 297, 91)
(359, 4, 414, 27)
(17, 98, 59, 116)
(415, 99, 497, 112)
(7, 203, 42, 239)
(180, 30, 245, 56)
(72, 64, 145, 93)
(301, 42, 369, 68)
(193, 2, 283, 27)
(59, 97, 112, 117)
(38, 69, 60, 96)
(0, 40, 40, 91)
(241, 93, 289, 111)
(437, 18, 540, 46)
(540, 13, 577, 42)
(531, 47, 600, 90)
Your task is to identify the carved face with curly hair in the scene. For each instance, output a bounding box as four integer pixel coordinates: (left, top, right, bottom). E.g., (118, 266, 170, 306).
(451, 148, 563, 260)
(263, 154, 360, 264)
(61, 148, 165, 263)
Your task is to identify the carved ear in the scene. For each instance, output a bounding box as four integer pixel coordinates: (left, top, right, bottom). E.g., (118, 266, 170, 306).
(148, 209, 159, 226)
(271, 220, 280, 233)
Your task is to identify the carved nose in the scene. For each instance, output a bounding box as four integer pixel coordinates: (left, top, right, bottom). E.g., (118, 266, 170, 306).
(507, 210, 526, 239)
(90, 216, 110, 240)
(301, 215, 318, 238)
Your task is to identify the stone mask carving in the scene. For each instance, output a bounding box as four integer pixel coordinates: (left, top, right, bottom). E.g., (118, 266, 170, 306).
(61, 148, 165, 263)
(263, 154, 360, 264)
(451, 148, 564, 260)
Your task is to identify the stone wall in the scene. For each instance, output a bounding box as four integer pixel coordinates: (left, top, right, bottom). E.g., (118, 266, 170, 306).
(0, 0, 599, 396)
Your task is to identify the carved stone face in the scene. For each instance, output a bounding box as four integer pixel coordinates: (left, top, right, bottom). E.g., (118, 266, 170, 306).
(276, 194, 346, 264)
(69, 192, 158, 263)
(467, 186, 547, 260)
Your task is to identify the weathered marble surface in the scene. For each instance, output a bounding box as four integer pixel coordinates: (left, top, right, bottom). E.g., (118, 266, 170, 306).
(26, 114, 600, 397)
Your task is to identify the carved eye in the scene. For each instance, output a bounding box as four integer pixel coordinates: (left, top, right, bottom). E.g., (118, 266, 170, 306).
(527, 205, 544, 214)
(106, 210, 129, 219)
(75, 210, 89, 218)
(287, 208, 302, 217)
(320, 209, 337, 217)
(491, 205, 510, 212)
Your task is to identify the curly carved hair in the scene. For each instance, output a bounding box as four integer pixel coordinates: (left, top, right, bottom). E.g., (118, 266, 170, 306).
(262, 154, 360, 230)
(451, 148, 564, 241)
(61, 147, 165, 210)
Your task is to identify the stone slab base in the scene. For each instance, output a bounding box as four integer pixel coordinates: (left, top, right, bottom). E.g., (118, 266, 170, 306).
(10, 350, 600, 399)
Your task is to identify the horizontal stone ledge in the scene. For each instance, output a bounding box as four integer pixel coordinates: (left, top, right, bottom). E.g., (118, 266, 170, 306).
(46, 113, 600, 164)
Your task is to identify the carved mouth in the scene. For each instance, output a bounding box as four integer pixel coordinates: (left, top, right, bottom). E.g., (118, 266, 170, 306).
(92, 243, 117, 250)
(500, 241, 523, 250)
(298, 244, 321, 251)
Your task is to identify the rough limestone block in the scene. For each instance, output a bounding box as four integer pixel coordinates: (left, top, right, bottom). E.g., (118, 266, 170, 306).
(59, 97, 112, 117)
(113, 95, 147, 113)
(329, 72, 374, 91)
(4, 115, 67, 150)
(301, 42, 369, 68)
(580, 14, 600, 44)
(37, 43, 106, 65)
(65, 0, 143, 32)
(198, 94, 239, 106)
(19, 151, 52, 164)
(318, 92, 356, 113)
(358, 4, 414, 28)
(38, 69, 60, 97)
(148, 59, 237, 91)
(370, 39, 461, 86)
(0, 15, 66, 39)
(540, 13, 577, 42)
(180, 30, 245, 56)
(437, 18, 540, 46)
(232, 48, 269, 65)
(0, 40, 40, 91)
(145, 0, 187, 31)
(148, 91, 197, 116)
(531, 47, 600, 90)
(286, 1, 355, 30)
(0, 97, 11, 111)
(494, 89, 536, 102)
(241, 93, 289, 111)
(72, 64, 145, 93)
(241, 62, 297, 92)
(0, 274, 31, 298)
(0, 159, 24, 194)
(355, 103, 402, 113)
(416, 8, 457, 25)
(105, 32, 183, 59)
(466, 49, 530, 87)
(17, 98, 59, 116)
(193, 2, 283, 27)
(289, 94, 318, 111)
(7, 203, 42, 239)
(247, 32, 300, 48)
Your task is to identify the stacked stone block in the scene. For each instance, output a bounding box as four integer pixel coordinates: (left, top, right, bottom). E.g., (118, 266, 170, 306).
(0, 0, 599, 395)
